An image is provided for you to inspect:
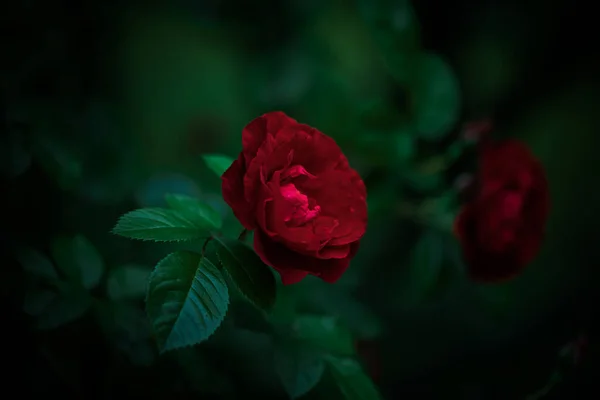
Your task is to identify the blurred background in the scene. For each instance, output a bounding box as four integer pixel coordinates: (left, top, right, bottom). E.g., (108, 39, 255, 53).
(2, 0, 599, 398)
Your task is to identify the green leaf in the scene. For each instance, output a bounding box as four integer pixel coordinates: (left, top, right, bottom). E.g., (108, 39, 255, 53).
(165, 193, 222, 229)
(202, 154, 234, 177)
(410, 52, 461, 140)
(23, 289, 58, 316)
(36, 286, 92, 330)
(146, 251, 229, 353)
(269, 284, 301, 326)
(326, 356, 383, 400)
(402, 230, 444, 306)
(291, 315, 355, 356)
(112, 208, 211, 242)
(50, 235, 105, 289)
(274, 339, 325, 399)
(15, 246, 59, 281)
(106, 264, 151, 300)
(213, 236, 276, 311)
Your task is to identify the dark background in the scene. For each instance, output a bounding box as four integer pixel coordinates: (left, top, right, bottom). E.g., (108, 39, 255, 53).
(2, 0, 599, 398)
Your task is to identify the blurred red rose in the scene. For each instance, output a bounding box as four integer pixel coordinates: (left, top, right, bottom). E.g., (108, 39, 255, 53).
(454, 139, 550, 282)
(221, 111, 368, 285)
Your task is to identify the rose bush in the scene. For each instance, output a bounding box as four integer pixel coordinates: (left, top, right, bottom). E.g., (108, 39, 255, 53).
(221, 111, 368, 285)
(454, 139, 550, 282)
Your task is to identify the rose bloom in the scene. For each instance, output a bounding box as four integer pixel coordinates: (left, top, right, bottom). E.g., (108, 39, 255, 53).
(221, 112, 368, 285)
(454, 139, 550, 282)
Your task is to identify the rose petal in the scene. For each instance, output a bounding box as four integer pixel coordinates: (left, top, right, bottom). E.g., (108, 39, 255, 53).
(242, 111, 298, 168)
(301, 169, 367, 246)
(221, 154, 256, 230)
(253, 231, 358, 284)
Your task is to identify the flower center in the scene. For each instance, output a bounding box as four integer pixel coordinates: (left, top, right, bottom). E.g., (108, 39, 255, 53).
(279, 182, 320, 227)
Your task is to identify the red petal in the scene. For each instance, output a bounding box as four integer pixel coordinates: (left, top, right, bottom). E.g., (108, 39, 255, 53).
(253, 231, 359, 285)
(221, 154, 256, 230)
(242, 111, 297, 168)
(301, 169, 368, 246)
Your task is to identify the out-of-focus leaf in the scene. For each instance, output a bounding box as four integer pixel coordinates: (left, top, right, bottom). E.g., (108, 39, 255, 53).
(15, 246, 59, 282)
(269, 284, 301, 326)
(274, 339, 325, 399)
(50, 235, 105, 289)
(94, 300, 156, 366)
(305, 283, 383, 340)
(23, 289, 59, 316)
(291, 315, 354, 356)
(409, 52, 461, 140)
(145, 251, 229, 353)
(213, 236, 276, 311)
(33, 134, 82, 191)
(135, 174, 202, 208)
(401, 230, 444, 306)
(165, 193, 222, 229)
(106, 264, 151, 301)
(403, 169, 443, 193)
(354, 129, 415, 167)
(112, 208, 211, 242)
(326, 356, 383, 400)
(36, 286, 92, 330)
(202, 154, 234, 177)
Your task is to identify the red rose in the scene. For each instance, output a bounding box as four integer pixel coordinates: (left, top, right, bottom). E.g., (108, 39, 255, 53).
(221, 112, 368, 285)
(454, 139, 550, 282)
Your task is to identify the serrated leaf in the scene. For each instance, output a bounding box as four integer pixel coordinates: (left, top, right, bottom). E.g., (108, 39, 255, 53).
(36, 286, 92, 330)
(23, 289, 58, 316)
(274, 339, 325, 399)
(291, 315, 354, 356)
(410, 52, 461, 140)
(402, 230, 444, 305)
(326, 356, 382, 400)
(50, 235, 105, 289)
(112, 208, 211, 242)
(213, 236, 276, 311)
(106, 264, 151, 300)
(165, 193, 222, 229)
(15, 246, 59, 281)
(202, 154, 234, 177)
(146, 251, 229, 353)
